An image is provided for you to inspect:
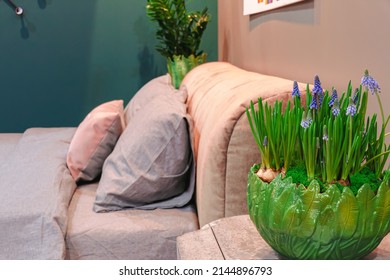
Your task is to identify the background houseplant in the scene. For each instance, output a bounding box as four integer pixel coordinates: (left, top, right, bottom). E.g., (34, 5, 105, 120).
(246, 71, 390, 259)
(146, 0, 210, 89)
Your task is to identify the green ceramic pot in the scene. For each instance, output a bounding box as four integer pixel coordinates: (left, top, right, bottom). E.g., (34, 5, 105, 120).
(167, 53, 206, 89)
(247, 164, 390, 259)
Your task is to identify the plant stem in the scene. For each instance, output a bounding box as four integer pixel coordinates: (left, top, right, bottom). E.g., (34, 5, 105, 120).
(384, 115, 390, 130)
(376, 93, 385, 126)
(349, 116, 352, 160)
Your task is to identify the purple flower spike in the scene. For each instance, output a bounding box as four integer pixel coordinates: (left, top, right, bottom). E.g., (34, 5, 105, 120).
(346, 99, 357, 117)
(313, 75, 323, 95)
(301, 119, 311, 128)
(332, 98, 340, 116)
(361, 70, 381, 95)
(318, 91, 324, 107)
(310, 75, 323, 109)
(309, 96, 318, 110)
(346, 105, 357, 116)
(332, 107, 340, 116)
(328, 88, 338, 107)
(292, 81, 300, 98)
(300, 111, 313, 128)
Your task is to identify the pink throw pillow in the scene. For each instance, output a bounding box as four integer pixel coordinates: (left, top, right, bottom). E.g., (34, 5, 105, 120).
(67, 100, 125, 182)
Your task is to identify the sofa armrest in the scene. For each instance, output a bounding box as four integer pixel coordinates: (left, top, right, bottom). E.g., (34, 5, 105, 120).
(181, 62, 305, 227)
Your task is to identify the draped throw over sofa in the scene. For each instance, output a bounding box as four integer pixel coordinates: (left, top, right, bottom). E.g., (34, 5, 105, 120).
(0, 62, 303, 259)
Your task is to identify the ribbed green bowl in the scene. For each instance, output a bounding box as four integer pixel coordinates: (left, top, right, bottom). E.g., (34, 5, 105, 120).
(247, 164, 390, 259)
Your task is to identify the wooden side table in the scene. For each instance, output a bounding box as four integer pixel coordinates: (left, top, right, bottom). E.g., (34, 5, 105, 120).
(177, 214, 390, 260)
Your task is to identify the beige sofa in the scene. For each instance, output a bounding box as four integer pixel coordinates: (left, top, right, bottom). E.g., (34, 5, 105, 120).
(182, 61, 302, 227)
(0, 62, 302, 259)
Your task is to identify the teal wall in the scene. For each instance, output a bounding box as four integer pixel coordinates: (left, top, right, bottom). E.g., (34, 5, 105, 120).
(0, 0, 217, 132)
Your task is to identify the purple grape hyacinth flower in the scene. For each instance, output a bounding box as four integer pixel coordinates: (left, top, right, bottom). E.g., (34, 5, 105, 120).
(300, 110, 313, 128)
(301, 119, 311, 129)
(309, 96, 318, 110)
(332, 98, 340, 116)
(332, 107, 340, 116)
(361, 70, 381, 95)
(361, 69, 385, 125)
(328, 88, 338, 107)
(310, 75, 324, 109)
(346, 98, 357, 117)
(292, 81, 300, 98)
(313, 75, 323, 95)
(318, 92, 324, 107)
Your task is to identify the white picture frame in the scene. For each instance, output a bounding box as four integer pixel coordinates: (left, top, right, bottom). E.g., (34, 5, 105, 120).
(243, 0, 306, 15)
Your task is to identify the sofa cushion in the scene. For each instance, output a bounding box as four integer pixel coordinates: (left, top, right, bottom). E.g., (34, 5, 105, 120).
(93, 79, 194, 211)
(67, 100, 125, 182)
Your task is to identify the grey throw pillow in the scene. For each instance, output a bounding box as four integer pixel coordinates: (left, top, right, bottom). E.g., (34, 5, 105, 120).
(93, 85, 195, 211)
(124, 74, 187, 124)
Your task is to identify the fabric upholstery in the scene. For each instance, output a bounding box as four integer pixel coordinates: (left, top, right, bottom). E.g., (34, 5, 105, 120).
(124, 74, 186, 123)
(67, 100, 125, 182)
(181, 62, 307, 227)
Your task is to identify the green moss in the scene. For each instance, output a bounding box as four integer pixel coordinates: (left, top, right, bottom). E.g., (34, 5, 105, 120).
(284, 164, 381, 195)
(284, 164, 325, 192)
(285, 164, 309, 185)
(350, 167, 381, 194)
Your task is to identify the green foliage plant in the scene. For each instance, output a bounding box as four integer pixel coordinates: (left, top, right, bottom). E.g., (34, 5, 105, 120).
(146, 0, 210, 61)
(246, 70, 390, 190)
(146, 0, 210, 88)
(246, 71, 390, 259)
(247, 99, 301, 179)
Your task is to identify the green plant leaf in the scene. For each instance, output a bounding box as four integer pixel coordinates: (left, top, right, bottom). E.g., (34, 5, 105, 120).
(146, 0, 210, 59)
